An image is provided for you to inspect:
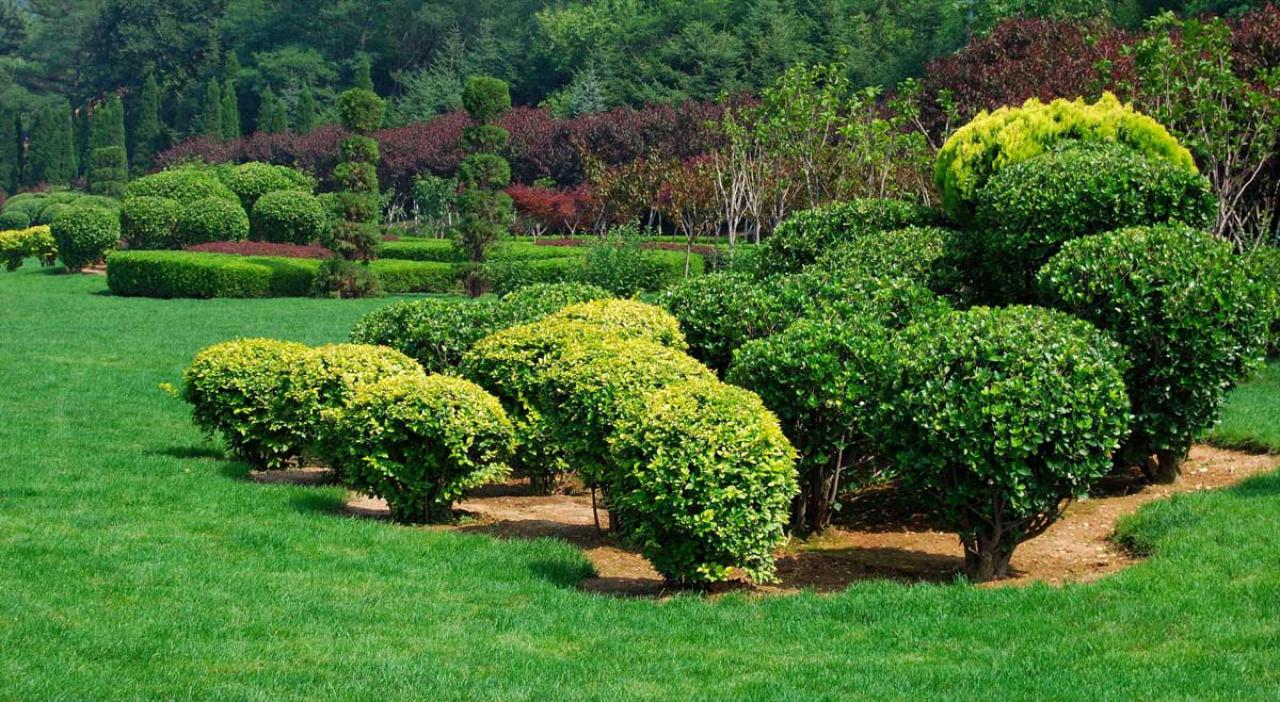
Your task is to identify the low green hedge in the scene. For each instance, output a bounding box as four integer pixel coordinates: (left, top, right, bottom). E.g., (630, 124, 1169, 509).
(378, 239, 468, 263)
(107, 251, 460, 298)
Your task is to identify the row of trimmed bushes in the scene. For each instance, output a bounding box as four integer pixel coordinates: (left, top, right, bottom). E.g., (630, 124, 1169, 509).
(0, 191, 120, 230)
(106, 251, 458, 298)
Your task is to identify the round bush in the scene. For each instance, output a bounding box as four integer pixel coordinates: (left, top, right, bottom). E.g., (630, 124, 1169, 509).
(880, 306, 1131, 582)
(462, 76, 512, 123)
(125, 168, 239, 205)
(811, 225, 953, 290)
(336, 191, 381, 224)
(225, 162, 315, 211)
(609, 379, 798, 585)
(462, 124, 510, 152)
(0, 210, 31, 230)
(2, 193, 47, 219)
(1037, 225, 1272, 480)
(966, 143, 1218, 303)
(51, 208, 120, 272)
(121, 196, 182, 249)
(727, 316, 896, 535)
(340, 136, 380, 164)
(35, 203, 71, 226)
(177, 197, 250, 245)
(327, 374, 515, 524)
(775, 272, 952, 330)
(499, 282, 612, 325)
(350, 298, 511, 373)
(544, 299, 687, 350)
(251, 190, 329, 245)
(757, 198, 939, 276)
(338, 89, 386, 133)
(333, 162, 379, 194)
(935, 92, 1198, 219)
(0, 225, 57, 271)
(181, 339, 310, 470)
(659, 272, 791, 374)
(458, 153, 511, 189)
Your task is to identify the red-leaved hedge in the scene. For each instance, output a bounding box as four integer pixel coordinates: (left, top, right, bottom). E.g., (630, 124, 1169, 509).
(185, 241, 334, 259)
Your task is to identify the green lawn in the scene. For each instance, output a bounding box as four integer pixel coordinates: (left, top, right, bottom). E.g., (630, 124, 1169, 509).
(1208, 361, 1280, 453)
(1, 267, 1278, 701)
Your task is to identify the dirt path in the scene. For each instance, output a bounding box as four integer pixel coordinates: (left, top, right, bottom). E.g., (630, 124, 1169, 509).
(332, 445, 1278, 596)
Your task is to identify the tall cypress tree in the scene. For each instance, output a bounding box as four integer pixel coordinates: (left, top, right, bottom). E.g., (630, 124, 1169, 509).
(92, 96, 127, 152)
(200, 79, 223, 138)
(74, 106, 93, 179)
(257, 88, 288, 134)
(23, 99, 76, 187)
(352, 53, 374, 91)
(0, 108, 19, 193)
(295, 83, 317, 134)
(132, 74, 162, 176)
(89, 97, 129, 197)
(221, 78, 241, 139)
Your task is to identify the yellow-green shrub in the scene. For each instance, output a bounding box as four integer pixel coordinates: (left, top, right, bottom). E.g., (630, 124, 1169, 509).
(0, 225, 57, 271)
(544, 299, 687, 350)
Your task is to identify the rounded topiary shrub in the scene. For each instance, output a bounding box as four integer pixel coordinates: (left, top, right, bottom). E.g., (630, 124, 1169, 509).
(225, 162, 315, 211)
(0, 210, 32, 231)
(51, 207, 120, 272)
(125, 168, 239, 205)
(35, 203, 72, 226)
(660, 272, 792, 374)
(756, 198, 939, 276)
(350, 298, 511, 373)
(332, 162, 379, 193)
(251, 190, 328, 245)
(462, 76, 513, 124)
(499, 282, 612, 325)
(181, 338, 310, 470)
(1037, 225, 1272, 482)
(727, 315, 896, 535)
(935, 92, 1198, 219)
(544, 299, 687, 350)
(338, 89, 386, 134)
(121, 196, 182, 249)
(879, 306, 1131, 582)
(339, 136, 380, 164)
(965, 143, 1218, 303)
(775, 272, 952, 330)
(326, 374, 515, 524)
(811, 225, 954, 291)
(177, 197, 250, 245)
(609, 378, 798, 586)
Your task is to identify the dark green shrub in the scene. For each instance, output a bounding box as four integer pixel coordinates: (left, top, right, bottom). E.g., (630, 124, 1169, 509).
(1038, 225, 1272, 481)
(880, 306, 1131, 582)
(251, 190, 328, 245)
(107, 251, 316, 298)
(378, 239, 467, 263)
(462, 124, 510, 152)
(545, 299, 687, 349)
(177, 197, 250, 245)
(326, 374, 515, 524)
(462, 76, 513, 124)
(1247, 246, 1280, 357)
(458, 154, 511, 189)
(0, 210, 31, 230)
(660, 272, 792, 374)
(333, 162, 379, 193)
(351, 298, 508, 373)
(336, 191, 381, 224)
(776, 272, 952, 330)
(225, 162, 314, 211)
(500, 282, 612, 324)
(125, 168, 238, 205)
(35, 203, 71, 226)
(324, 221, 382, 262)
(757, 199, 939, 276)
(575, 228, 668, 296)
(181, 338, 310, 469)
(727, 316, 896, 535)
(483, 256, 583, 295)
(88, 146, 128, 198)
(121, 196, 181, 249)
(339, 136, 379, 163)
(3, 193, 47, 220)
(966, 143, 1218, 303)
(812, 225, 953, 290)
(369, 259, 459, 294)
(609, 378, 798, 585)
(51, 207, 120, 271)
(312, 258, 383, 298)
(338, 89, 386, 134)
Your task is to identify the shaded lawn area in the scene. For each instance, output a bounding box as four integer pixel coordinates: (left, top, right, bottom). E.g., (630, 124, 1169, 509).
(1208, 360, 1280, 454)
(0, 267, 1278, 701)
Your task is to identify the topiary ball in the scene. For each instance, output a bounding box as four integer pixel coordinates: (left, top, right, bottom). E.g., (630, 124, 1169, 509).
(251, 190, 329, 245)
(51, 207, 121, 272)
(177, 197, 250, 245)
(121, 196, 182, 249)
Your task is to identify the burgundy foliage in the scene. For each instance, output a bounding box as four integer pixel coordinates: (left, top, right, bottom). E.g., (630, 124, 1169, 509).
(185, 241, 334, 259)
(507, 183, 602, 235)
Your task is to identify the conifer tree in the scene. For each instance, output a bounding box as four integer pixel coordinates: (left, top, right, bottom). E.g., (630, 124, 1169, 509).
(132, 75, 162, 175)
(257, 88, 288, 134)
(200, 79, 223, 138)
(0, 109, 18, 193)
(221, 78, 241, 139)
(23, 99, 76, 187)
(295, 83, 317, 134)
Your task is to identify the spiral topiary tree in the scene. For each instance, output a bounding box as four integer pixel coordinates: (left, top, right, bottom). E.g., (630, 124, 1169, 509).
(456, 76, 515, 296)
(315, 88, 387, 297)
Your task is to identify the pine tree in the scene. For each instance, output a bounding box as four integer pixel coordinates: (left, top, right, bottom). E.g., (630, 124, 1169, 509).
(221, 78, 241, 140)
(23, 99, 76, 187)
(0, 109, 20, 193)
(132, 74, 163, 175)
(295, 83, 317, 134)
(257, 88, 289, 134)
(200, 79, 223, 138)
(224, 51, 242, 83)
(92, 96, 127, 152)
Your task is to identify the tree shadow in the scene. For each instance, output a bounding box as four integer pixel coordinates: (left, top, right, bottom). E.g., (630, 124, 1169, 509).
(158, 445, 226, 461)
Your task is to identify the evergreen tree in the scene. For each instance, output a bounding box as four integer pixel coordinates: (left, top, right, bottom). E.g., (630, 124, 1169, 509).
(74, 107, 92, 179)
(224, 51, 242, 83)
(91, 96, 127, 152)
(221, 78, 241, 140)
(565, 67, 608, 117)
(295, 83, 317, 134)
(0, 0, 25, 55)
(0, 109, 20, 193)
(352, 53, 375, 91)
(89, 96, 129, 196)
(200, 79, 223, 138)
(132, 74, 163, 175)
(23, 99, 76, 187)
(257, 88, 289, 134)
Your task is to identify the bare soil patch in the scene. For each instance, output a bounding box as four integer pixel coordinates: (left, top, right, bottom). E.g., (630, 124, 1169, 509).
(338, 445, 1278, 596)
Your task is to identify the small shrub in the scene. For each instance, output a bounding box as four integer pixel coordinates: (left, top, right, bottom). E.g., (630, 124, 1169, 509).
(545, 299, 687, 349)
(458, 154, 511, 189)
(338, 89, 386, 134)
(879, 306, 1131, 582)
(483, 255, 583, 295)
(1247, 246, 1280, 357)
(368, 259, 459, 294)
(177, 197, 250, 246)
(0, 210, 31, 230)
(775, 272, 952, 330)
(757, 199, 939, 276)
(51, 208, 120, 272)
(225, 162, 315, 211)
(351, 298, 510, 373)
(181, 338, 310, 469)
(576, 228, 667, 296)
(660, 272, 792, 374)
(609, 379, 798, 585)
(312, 258, 383, 299)
(1038, 225, 1272, 481)
(35, 203, 71, 226)
(251, 190, 328, 245)
(499, 282, 612, 324)
(326, 374, 515, 524)
(378, 239, 467, 263)
(107, 251, 317, 298)
(121, 196, 182, 249)
(462, 76, 513, 124)
(340, 136, 379, 163)
(125, 167, 239, 205)
(0, 226, 57, 271)
(333, 162, 379, 193)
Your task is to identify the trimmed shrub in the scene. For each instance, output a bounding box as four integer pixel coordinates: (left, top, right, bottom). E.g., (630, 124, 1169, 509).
(326, 374, 515, 524)
(500, 282, 612, 324)
(462, 76, 514, 124)
(483, 255, 583, 295)
(458, 153, 511, 189)
(660, 272, 792, 374)
(186, 241, 332, 259)
(125, 168, 238, 205)
(545, 299, 687, 350)
(351, 298, 509, 373)
(369, 258, 459, 294)
(181, 339, 310, 470)
(88, 146, 128, 198)
(1038, 225, 1272, 481)
(757, 199, 939, 276)
(776, 272, 952, 330)
(337, 89, 386, 134)
(935, 93, 1198, 219)
(123, 196, 181, 249)
(225, 162, 315, 211)
(312, 258, 383, 299)
(609, 379, 798, 585)
(1247, 246, 1280, 357)
(966, 143, 1218, 303)
(0, 226, 57, 271)
(339, 136, 379, 163)
(333, 162, 379, 193)
(378, 239, 468, 263)
(34, 203, 71, 226)
(811, 226, 954, 291)
(107, 251, 316, 298)
(879, 306, 1131, 582)
(51, 207, 120, 272)
(251, 190, 328, 245)
(0, 210, 31, 230)
(177, 197, 250, 246)
(727, 316, 896, 535)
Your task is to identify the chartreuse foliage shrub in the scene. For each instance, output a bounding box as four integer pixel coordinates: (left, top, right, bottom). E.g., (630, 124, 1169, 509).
(756, 198, 939, 276)
(660, 272, 793, 374)
(251, 190, 328, 245)
(964, 143, 1218, 303)
(326, 374, 515, 524)
(51, 207, 120, 271)
(499, 282, 612, 325)
(1038, 225, 1272, 481)
(225, 162, 314, 211)
(177, 197, 250, 245)
(879, 306, 1131, 582)
(125, 167, 239, 205)
(121, 196, 182, 249)
(350, 298, 512, 373)
(0, 225, 58, 271)
(181, 339, 310, 470)
(935, 93, 1198, 219)
(727, 316, 895, 535)
(609, 379, 798, 586)
(543, 299, 687, 349)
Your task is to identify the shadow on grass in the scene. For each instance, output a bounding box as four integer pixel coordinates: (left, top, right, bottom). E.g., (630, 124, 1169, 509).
(289, 491, 348, 516)
(1230, 471, 1280, 497)
(159, 445, 226, 461)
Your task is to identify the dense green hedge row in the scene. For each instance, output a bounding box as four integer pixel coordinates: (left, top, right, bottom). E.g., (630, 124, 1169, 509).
(107, 251, 459, 298)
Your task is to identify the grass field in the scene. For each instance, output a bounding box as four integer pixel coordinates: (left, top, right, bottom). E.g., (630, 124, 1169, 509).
(1208, 361, 1280, 454)
(1, 267, 1278, 701)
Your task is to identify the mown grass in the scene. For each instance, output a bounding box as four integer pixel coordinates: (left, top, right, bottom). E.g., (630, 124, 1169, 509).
(1207, 360, 1280, 453)
(1, 267, 1278, 701)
